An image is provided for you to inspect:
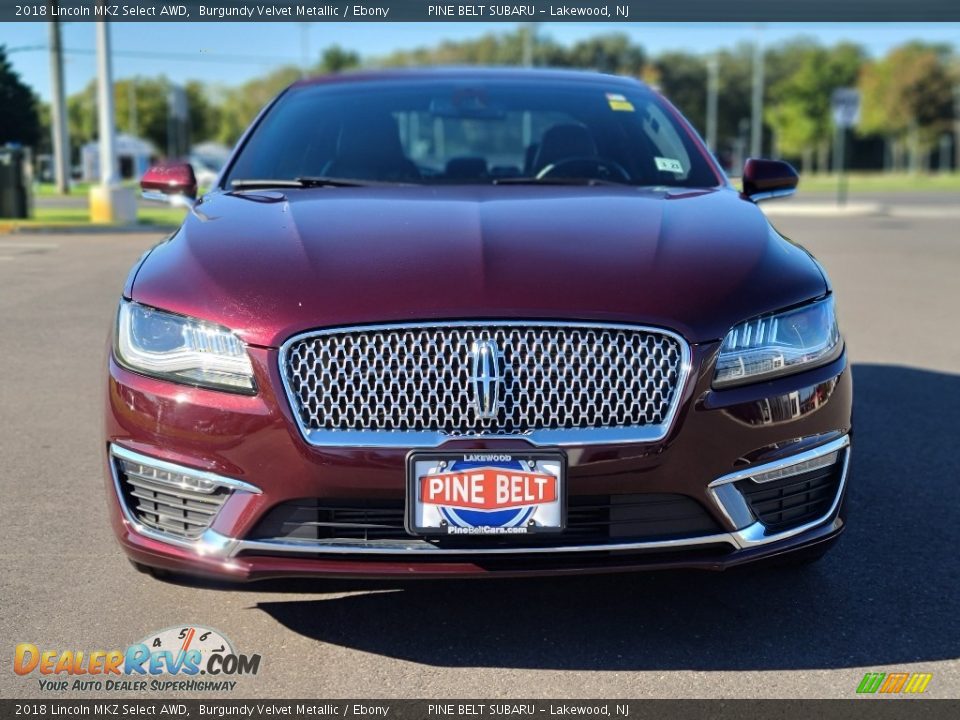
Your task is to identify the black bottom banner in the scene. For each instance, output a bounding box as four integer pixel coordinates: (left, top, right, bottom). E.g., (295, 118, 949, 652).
(2, 699, 957, 720)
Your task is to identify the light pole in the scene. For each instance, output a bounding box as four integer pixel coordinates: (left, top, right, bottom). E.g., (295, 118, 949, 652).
(706, 54, 719, 155)
(47, 11, 71, 194)
(750, 25, 765, 159)
(96, 21, 118, 187)
(521, 23, 539, 150)
(90, 15, 136, 223)
(522, 22, 539, 67)
(300, 23, 310, 77)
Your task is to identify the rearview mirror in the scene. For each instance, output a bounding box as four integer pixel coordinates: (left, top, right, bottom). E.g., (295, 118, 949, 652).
(741, 158, 798, 202)
(140, 163, 198, 207)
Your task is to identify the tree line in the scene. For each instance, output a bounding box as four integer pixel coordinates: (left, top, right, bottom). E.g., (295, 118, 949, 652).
(2, 31, 957, 173)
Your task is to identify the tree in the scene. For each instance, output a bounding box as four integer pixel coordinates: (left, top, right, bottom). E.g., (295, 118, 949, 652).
(765, 42, 865, 171)
(114, 77, 173, 151)
(67, 76, 224, 156)
(556, 34, 646, 76)
(67, 82, 96, 147)
(185, 80, 219, 143)
(380, 30, 526, 66)
(36, 100, 52, 156)
(713, 44, 754, 161)
(859, 42, 956, 171)
(318, 45, 360, 73)
(653, 52, 707, 134)
(0, 45, 41, 147)
(215, 66, 302, 145)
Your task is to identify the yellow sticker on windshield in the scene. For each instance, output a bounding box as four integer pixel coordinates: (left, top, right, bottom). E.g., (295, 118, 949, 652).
(606, 93, 635, 112)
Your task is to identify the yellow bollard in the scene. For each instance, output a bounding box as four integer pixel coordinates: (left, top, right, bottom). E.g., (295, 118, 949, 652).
(89, 185, 137, 224)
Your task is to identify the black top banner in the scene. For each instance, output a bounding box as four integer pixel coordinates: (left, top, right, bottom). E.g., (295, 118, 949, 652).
(5, 0, 960, 22)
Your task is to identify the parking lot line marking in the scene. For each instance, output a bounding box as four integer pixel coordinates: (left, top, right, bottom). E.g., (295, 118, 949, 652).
(0, 242, 60, 250)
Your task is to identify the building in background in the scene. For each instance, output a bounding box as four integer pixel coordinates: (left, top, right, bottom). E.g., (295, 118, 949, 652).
(81, 133, 155, 182)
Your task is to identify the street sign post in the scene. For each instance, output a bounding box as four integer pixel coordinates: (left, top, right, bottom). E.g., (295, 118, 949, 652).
(831, 88, 861, 207)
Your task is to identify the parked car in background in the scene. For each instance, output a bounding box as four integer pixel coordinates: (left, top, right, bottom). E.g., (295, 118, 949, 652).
(189, 142, 231, 189)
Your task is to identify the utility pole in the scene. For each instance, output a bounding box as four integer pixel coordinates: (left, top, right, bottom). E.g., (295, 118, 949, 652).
(521, 23, 539, 150)
(833, 124, 848, 206)
(750, 25, 765, 159)
(47, 11, 71, 194)
(90, 16, 136, 223)
(706, 54, 719, 154)
(953, 84, 960, 172)
(300, 23, 310, 77)
(939, 133, 951, 173)
(96, 21, 118, 186)
(522, 23, 539, 67)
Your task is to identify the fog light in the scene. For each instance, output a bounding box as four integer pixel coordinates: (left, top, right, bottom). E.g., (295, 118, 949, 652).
(748, 451, 838, 484)
(110, 444, 261, 544)
(119, 459, 219, 494)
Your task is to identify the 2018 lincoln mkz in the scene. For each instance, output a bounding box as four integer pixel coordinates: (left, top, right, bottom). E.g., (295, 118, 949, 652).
(104, 69, 852, 580)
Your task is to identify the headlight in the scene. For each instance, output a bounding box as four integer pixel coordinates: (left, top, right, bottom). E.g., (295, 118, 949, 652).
(714, 296, 841, 388)
(115, 300, 256, 393)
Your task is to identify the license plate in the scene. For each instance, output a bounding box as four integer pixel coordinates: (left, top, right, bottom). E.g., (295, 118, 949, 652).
(407, 451, 566, 536)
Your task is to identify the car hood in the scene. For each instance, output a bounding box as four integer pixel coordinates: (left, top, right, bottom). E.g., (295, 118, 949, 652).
(131, 186, 826, 347)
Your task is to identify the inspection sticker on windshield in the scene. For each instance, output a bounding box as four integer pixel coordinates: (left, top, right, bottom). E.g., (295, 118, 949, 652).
(655, 157, 685, 173)
(606, 93, 635, 112)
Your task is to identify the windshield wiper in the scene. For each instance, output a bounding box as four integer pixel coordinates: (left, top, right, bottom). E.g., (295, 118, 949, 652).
(492, 176, 632, 187)
(295, 176, 378, 187)
(230, 176, 370, 189)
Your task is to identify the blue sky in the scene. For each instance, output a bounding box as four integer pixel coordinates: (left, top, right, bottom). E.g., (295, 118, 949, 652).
(3, 22, 958, 100)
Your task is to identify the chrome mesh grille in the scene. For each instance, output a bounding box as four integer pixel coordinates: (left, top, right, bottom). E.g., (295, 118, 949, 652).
(282, 323, 685, 440)
(115, 457, 228, 540)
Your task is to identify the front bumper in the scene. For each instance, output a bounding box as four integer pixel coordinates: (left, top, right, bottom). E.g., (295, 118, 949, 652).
(104, 343, 852, 580)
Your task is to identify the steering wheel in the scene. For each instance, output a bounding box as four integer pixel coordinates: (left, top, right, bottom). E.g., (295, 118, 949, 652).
(536, 157, 631, 182)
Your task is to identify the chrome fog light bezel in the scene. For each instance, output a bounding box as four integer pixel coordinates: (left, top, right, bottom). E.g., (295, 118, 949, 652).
(708, 436, 851, 545)
(110, 444, 261, 496)
(108, 444, 258, 553)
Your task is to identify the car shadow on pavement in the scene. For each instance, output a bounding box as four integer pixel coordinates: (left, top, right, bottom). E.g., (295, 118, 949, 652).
(252, 363, 959, 670)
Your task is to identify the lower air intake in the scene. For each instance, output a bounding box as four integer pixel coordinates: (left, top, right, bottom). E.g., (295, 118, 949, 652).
(735, 463, 843, 532)
(247, 493, 722, 549)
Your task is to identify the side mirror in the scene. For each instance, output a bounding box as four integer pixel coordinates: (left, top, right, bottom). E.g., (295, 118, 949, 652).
(140, 163, 198, 207)
(741, 158, 798, 202)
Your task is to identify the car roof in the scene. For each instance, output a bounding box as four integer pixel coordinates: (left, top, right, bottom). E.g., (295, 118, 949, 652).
(290, 67, 649, 91)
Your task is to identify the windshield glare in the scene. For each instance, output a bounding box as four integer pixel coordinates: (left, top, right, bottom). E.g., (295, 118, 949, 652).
(225, 79, 720, 188)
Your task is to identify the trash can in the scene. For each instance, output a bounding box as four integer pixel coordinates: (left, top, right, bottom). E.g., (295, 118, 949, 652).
(0, 146, 33, 219)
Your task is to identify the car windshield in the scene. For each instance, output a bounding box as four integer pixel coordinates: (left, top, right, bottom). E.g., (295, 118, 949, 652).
(224, 78, 721, 189)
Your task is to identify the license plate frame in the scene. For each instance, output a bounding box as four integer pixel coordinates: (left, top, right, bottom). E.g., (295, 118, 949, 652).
(406, 450, 567, 537)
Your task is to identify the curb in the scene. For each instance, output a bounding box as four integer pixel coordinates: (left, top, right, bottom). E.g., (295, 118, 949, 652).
(760, 202, 884, 217)
(0, 223, 177, 235)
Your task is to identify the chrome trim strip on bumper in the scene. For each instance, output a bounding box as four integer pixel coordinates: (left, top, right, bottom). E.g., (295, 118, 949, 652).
(110, 444, 263, 495)
(707, 435, 850, 488)
(232, 532, 737, 556)
(277, 320, 693, 448)
(112, 436, 850, 560)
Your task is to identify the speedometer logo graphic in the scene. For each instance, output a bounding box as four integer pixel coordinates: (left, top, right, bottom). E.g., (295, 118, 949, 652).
(137, 625, 234, 669)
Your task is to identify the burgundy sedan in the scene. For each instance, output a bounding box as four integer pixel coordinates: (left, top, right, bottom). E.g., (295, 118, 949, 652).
(106, 69, 851, 581)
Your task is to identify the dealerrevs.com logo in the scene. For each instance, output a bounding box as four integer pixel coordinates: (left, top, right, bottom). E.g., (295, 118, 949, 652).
(14, 625, 261, 693)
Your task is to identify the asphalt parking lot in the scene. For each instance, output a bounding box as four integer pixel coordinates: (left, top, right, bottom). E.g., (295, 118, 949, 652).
(1, 206, 958, 699)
